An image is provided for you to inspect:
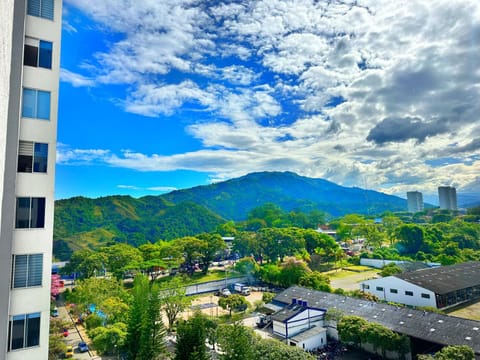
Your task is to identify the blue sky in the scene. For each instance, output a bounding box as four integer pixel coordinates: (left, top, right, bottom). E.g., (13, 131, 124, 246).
(56, 0, 480, 201)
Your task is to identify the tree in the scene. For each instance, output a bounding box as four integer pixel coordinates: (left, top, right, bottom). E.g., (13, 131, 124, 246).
(125, 275, 166, 360)
(62, 249, 106, 279)
(418, 345, 474, 360)
(176, 236, 206, 274)
(232, 231, 262, 261)
(302, 229, 337, 254)
(262, 292, 275, 304)
(218, 294, 248, 317)
(396, 224, 425, 254)
(252, 337, 315, 360)
(197, 233, 227, 274)
(278, 257, 311, 287)
(381, 215, 403, 245)
(379, 263, 402, 277)
(88, 322, 127, 356)
(66, 277, 130, 318)
(234, 257, 259, 275)
(217, 322, 255, 360)
(175, 311, 209, 360)
(159, 277, 192, 330)
(49, 334, 67, 360)
(299, 271, 332, 292)
(101, 243, 143, 279)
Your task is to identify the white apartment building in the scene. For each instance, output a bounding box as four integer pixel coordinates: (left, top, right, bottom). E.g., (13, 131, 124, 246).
(438, 186, 457, 210)
(406, 191, 423, 213)
(0, 0, 62, 358)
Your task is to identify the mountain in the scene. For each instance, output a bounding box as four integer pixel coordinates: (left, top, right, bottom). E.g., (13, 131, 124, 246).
(54, 171, 409, 259)
(53, 196, 225, 260)
(160, 171, 408, 220)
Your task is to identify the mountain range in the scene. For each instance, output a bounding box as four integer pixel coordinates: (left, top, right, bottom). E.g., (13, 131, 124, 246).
(53, 171, 414, 259)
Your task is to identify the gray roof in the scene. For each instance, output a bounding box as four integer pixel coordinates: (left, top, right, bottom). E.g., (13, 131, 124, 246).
(396, 261, 480, 294)
(271, 303, 307, 323)
(291, 326, 326, 343)
(274, 286, 480, 354)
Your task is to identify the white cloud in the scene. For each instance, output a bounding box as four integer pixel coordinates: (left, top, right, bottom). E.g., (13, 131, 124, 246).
(60, 69, 95, 87)
(62, 0, 480, 195)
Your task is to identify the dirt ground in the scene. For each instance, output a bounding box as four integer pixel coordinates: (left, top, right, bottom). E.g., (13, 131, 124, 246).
(176, 290, 264, 321)
(448, 301, 480, 321)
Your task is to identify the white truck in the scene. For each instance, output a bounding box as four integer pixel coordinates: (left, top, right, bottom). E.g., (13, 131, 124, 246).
(233, 283, 250, 295)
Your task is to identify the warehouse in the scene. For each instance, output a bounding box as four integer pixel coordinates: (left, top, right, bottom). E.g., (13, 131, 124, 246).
(359, 261, 480, 309)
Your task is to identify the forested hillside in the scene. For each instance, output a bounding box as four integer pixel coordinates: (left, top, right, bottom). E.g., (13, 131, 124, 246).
(161, 171, 409, 220)
(54, 196, 224, 260)
(54, 171, 412, 260)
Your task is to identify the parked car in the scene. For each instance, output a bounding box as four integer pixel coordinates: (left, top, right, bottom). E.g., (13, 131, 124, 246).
(78, 341, 88, 353)
(220, 288, 231, 297)
(65, 345, 74, 358)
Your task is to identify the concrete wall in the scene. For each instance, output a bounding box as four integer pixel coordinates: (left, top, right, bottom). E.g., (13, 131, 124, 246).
(0, 1, 25, 356)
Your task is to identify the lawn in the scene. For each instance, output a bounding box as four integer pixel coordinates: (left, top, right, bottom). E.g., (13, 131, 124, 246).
(155, 268, 242, 286)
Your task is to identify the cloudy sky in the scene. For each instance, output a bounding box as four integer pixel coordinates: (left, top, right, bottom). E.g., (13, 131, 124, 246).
(57, 0, 480, 202)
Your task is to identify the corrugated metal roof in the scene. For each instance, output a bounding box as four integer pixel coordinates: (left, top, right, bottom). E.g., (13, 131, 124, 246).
(290, 325, 326, 343)
(274, 286, 480, 354)
(396, 261, 480, 294)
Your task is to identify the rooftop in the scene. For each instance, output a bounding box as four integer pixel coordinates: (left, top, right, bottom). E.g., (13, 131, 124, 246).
(396, 261, 480, 294)
(274, 286, 480, 354)
(291, 325, 326, 343)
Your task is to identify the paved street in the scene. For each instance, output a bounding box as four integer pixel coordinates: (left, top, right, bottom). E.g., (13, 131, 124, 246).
(57, 298, 97, 360)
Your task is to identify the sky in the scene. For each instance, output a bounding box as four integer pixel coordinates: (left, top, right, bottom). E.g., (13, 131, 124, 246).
(56, 0, 480, 202)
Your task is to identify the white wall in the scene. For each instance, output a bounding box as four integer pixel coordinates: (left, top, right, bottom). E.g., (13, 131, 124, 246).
(273, 308, 325, 338)
(360, 276, 437, 308)
(292, 330, 327, 351)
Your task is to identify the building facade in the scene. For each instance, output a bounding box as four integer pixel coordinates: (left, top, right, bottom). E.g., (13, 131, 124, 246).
(271, 299, 327, 351)
(406, 191, 423, 213)
(438, 186, 457, 210)
(0, 0, 62, 358)
(359, 262, 480, 310)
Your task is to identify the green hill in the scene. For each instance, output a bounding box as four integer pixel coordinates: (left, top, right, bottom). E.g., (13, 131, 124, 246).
(54, 171, 409, 260)
(161, 171, 407, 220)
(53, 196, 224, 260)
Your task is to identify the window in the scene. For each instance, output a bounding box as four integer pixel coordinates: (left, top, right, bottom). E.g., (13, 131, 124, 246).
(27, 0, 54, 20)
(8, 313, 41, 351)
(376, 286, 384, 291)
(15, 197, 45, 229)
(405, 291, 414, 296)
(24, 37, 52, 69)
(390, 288, 398, 294)
(12, 254, 43, 288)
(22, 88, 50, 120)
(363, 284, 370, 290)
(18, 141, 48, 173)
(421, 293, 431, 299)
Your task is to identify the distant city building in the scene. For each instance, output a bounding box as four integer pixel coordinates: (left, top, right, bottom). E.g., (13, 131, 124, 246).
(407, 191, 424, 213)
(438, 186, 457, 210)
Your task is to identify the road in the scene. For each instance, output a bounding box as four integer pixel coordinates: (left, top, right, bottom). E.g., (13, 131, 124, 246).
(57, 297, 97, 360)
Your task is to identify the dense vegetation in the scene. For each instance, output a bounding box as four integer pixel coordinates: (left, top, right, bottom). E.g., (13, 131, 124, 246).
(54, 171, 415, 259)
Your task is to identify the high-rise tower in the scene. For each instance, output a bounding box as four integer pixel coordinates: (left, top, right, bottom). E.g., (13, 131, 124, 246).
(438, 186, 457, 211)
(407, 191, 424, 213)
(0, 0, 62, 358)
